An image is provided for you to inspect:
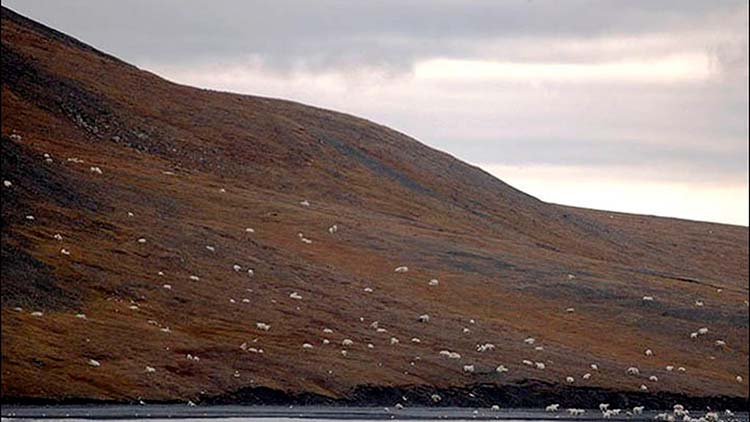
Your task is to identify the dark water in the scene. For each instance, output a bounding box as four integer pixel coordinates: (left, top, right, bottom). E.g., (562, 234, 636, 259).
(1, 405, 748, 421)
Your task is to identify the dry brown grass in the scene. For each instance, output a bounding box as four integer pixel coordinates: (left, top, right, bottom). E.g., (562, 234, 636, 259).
(1, 6, 747, 403)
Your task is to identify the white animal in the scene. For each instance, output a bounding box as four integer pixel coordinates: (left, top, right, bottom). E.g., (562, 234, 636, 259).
(342, 339, 354, 346)
(698, 327, 709, 335)
(89, 166, 103, 174)
(256, 322, 271, 331)
(417, 314, 430, 323)
(463, 364, 475, 373)
(524, 337, 536, 345)
(476, 343, 495, 352)
(233, 264, 242, 272)
(627, 367, 640, 375)
(545, 404, 560, 412)
(390, 337, 399, 345)
(205, 245, 215, 252)
(642, 295, 655, 301)
(565, 376, 574, 383)
(666, 365, 675, 371)
(582, 373, 592, 380)
(599, 404, 610, 411)
(145, 366, 156, 373)
(289, 292, 303, 300)
(535, 362, 546, 370)
(60, 248, 71, 255)
(3, 180, 12, 187)
(704, 412, 719, 422)
(645, 349, 654, 356)
(299, 200, 310, 207)
(591, 363, 599, 370)
(302, 343, 314, 349)
(737, 375, 744, 383)
(649, 375, 658, 382)
(440, 351, 461, 360)
(30, 311, 43, 316)
(137, 238, 147, 243)
(496, 365, 508, 373)
(88, 359, 101, 367)
(75, 314, 87, 319)
(328, 224, 338, 234)
(633, 406, 645, 415)
(54, 233, 63, 241)
(394, 266, 409, 273)
(428, 279, 439, 286)
(491, 405, 500, 411)
(673, 404, 686, 416)
(568, 409, 585, 416)
(715, 340, 726, 347)
(189, 275, 200, 281)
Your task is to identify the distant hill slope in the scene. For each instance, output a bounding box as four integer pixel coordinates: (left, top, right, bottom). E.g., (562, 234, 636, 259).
(2, 6, 747, 405)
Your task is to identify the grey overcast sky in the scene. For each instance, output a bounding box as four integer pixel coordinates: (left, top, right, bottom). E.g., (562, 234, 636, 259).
(5, 0, 749, 225)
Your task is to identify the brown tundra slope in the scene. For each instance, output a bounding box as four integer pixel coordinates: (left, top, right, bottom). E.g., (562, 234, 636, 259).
(1, 7, 748, 406)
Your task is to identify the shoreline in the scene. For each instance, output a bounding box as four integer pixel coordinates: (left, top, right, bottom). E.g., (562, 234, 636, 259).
(1, 404, 748, 421)
(3, 381, 748, 411)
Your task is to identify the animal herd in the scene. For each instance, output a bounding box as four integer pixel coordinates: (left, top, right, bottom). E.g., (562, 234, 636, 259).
(2, 131, 747, 417)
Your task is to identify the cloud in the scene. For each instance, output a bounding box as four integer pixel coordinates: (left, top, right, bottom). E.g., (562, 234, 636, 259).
(414, 54, 711, 83)
(4, 0, 748, 72)
(482, 163, 749, 226)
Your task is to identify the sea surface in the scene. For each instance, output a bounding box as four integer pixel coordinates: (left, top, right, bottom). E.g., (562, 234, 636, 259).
(1, 405, 748, 421)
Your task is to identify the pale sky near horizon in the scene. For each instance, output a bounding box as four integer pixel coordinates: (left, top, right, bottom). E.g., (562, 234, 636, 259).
(5, 1, 748, 225)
